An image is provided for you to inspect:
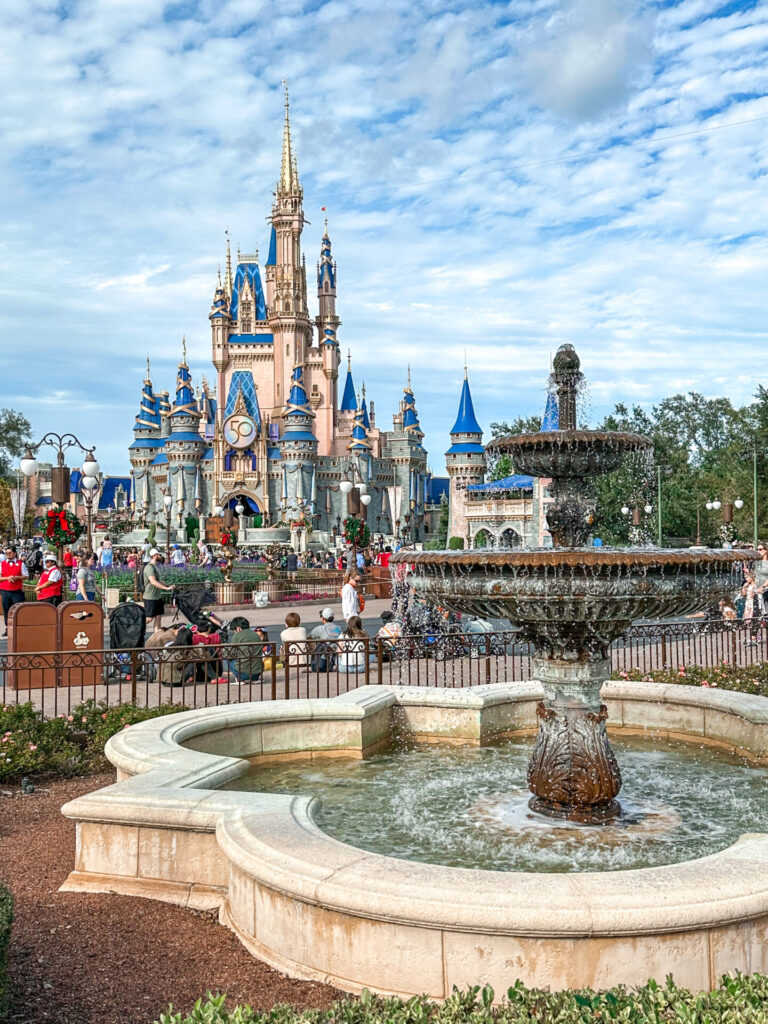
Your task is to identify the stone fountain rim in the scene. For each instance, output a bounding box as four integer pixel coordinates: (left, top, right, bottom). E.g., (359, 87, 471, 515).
(487, 429, 653, 452)
(390, 548, 754, 568)
(60, 682, 768, 941)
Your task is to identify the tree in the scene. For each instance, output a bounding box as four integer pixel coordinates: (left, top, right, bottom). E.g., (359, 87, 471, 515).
(435, 495, 449, 548)
(487, 416, 543, 481)
(0, 409, 32, 479)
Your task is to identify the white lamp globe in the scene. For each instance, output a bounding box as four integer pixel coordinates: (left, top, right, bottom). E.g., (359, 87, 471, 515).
(644, 504, 653, 514)
(621, 505, 629, 516)
(357, 482, 368, 495)
(235, 503, 245, 516)
(713, 500, 721, 510)
(360, 493, 372, 506)
(339, 480, 353, 495)
(81, 476, 98, 491)
(735, 498, 744, 509)
(20, 450, 37, 477)
(82, 452, 99, 478)
(163, 495, 173, 509)
(705, 502, 713, 511)
(213, 505, 223, 516)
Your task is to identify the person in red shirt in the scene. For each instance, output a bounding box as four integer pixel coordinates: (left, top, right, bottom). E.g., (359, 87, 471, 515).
(376, 546, 393, 569)
(35, 553, 64, 606)
(0, 545, 28, 636)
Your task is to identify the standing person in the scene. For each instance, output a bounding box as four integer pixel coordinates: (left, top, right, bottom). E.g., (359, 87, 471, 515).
(754, 542, 768, 615)
(341, 570, 362, 621)
(1, 545, 27, 636)
(742, 571, 760, 644)
(99, 536, 114, 568)
(26, 542, 44, 578)
(143, 549, 175, 633)
(76, 553, 100, 602)
(170, 544, 186, 566)
(376, 546, 393, 569)
(142, 539, 152, 564)
(35, 553, 63, 606)
(285, 549, 298, 579)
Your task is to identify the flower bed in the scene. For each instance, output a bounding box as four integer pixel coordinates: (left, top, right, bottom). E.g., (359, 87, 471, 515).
(158, 975, 768, 1023)
(611, 663, 768, 697)
(0, 701, 186, 782)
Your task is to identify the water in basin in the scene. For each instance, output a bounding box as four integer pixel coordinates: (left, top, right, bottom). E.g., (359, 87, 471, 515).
(224, 737, 768, 873)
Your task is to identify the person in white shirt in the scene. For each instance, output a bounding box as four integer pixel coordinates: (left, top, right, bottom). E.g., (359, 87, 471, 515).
(341, 570, 361, 621)
(170, 545, 186, 566)
(338, 615, 371, 673)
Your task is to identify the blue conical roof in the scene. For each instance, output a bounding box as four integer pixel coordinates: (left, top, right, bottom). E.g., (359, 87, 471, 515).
(170, 358, 200, 422)
(265, 225, 277, 267)
(135, 376, 159, 431)
(450, 375, 482, 435)
(541, 391, 559, 431)
(340, 365, 356, 411)
(402, 384, 423, 438)
(361, 396, 370, 430)
(347, 406, 371, 452)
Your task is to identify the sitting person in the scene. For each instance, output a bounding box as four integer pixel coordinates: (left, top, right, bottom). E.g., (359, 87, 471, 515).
(309, 607, 342, 672)
(188, 616, 223, 682)
(280, 611, 309, 673)
(149, 625, 195, 687)
(375, 609, 402, 659)
(222, 615, 264, 684)
(338, 615, 372, 674)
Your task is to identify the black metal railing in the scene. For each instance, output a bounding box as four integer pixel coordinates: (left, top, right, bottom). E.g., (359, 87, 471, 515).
(1, 618, 764, 719)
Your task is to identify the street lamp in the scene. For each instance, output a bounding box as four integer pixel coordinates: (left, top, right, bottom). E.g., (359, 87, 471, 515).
(80, 475, 101, 555)
(621, 503, 653, 544)
(20, 434, 98, 505)
(162, 493, 173, 559)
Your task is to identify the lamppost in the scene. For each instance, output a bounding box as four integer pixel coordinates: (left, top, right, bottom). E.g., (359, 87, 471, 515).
(621, 502, 653, 545)
(162, 494, 173, 559)
(20, 435, 98, 549)
(339, 463, 372, 566)
(705, 496, 744, 547)
(80, 475, 101, 555)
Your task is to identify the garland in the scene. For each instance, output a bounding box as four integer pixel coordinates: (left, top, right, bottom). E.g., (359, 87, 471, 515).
(343, 516, 371, 548)
(46, 508, 83, 547)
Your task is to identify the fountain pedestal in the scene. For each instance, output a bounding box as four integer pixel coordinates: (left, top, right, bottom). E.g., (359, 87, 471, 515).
(527, 657, 622, 824)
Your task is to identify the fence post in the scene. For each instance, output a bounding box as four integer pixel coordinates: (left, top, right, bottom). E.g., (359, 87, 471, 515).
(270, 642, 277, 701)
(364, 639, 370, 686)
(484, 633, 491, 685)
(660, 633, 667, 670)
(130, 648, 138, 705)
(376, 638, 383, 685)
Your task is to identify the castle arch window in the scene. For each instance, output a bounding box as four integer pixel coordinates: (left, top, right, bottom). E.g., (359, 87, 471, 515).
(286, 344, 290, 356)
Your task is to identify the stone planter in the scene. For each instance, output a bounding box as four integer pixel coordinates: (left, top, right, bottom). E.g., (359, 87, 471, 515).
(215, 582, 246, 605)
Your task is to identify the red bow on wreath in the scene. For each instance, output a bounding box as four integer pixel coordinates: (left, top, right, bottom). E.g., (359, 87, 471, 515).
(46, 509, 70, 538)
(221, 532, 231, 547)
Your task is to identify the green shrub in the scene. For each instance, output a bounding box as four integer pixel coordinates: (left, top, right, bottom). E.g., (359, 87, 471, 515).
(0, 701, 186, 782)
(0, 885, 11, 1020)
(157, 975, 768, 1024)
(448, 537, 465, 550)
(611, 663, 768, 697)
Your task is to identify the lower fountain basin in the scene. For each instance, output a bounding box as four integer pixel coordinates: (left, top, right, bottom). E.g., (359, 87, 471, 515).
(61, 683, 768, 998)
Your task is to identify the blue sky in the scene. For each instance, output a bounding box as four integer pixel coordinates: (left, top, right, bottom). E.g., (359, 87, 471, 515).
(2, 0, 768, 476)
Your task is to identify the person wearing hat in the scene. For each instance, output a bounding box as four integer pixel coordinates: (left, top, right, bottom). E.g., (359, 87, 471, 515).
(1, 544, 28, 635)
(143, 549, 175, 633)
(309, 607, 342, 672)
(35, 553, 63, 606)
(170, 544, 186, 566)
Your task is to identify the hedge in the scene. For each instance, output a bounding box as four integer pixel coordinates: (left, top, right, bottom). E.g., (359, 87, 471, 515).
(0, 885, 11, 1020)
(158, 975, 768, 1023)
(448, 537, 465, 550)
(0, 701, 186, 782)
(611, 663, 768, 698)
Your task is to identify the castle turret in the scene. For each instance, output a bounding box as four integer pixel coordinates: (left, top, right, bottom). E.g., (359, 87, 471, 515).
(278, 361, 318, 522)
(129, 359, 164, 508)
(164, 341, 206, 517)
(446, 367, 485, 544)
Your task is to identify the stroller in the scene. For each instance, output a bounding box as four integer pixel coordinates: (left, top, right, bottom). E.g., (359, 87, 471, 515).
(173, 586, 228, 682)
(108, 602, 147, 680)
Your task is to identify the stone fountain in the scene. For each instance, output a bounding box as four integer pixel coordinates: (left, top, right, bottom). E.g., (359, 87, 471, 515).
(392, 344, 746, 824)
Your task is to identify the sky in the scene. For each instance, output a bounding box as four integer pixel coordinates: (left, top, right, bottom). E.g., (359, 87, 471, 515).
(1, 0, 768, 477)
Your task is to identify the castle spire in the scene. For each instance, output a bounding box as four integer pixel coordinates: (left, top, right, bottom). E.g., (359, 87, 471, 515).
(340, 350, 356, 412)
(402, 373, 423, 440)
(278, 80, 300, 196)
(224, 231, 233, 296)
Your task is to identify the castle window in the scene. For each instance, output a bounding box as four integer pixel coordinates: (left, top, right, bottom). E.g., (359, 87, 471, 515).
(312, 384, 319, 393)
(286, 344, 290, 356)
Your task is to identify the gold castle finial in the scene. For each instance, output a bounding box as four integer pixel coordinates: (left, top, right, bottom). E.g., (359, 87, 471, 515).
(407, 364, 411, 389)
(146, 354, 151, 381)
(217, 265, 222, 287)
(464, 348, 468, 379)
(347, 348, 351, 370)
(182, 335, 187, 365)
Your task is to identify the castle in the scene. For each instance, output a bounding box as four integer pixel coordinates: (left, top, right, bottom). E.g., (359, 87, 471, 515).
(128, 88, 433, 547)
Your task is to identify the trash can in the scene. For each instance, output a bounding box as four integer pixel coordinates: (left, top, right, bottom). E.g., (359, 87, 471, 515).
(7, 602, 58, 690)
(59, 601, 104, 687)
